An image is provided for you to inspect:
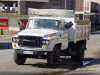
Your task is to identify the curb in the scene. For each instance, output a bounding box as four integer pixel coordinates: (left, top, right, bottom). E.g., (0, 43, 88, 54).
(0, 42, 12, 49)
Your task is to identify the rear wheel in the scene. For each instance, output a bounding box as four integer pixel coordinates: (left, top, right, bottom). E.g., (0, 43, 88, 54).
(71, 40, 86, 66)
(71, 50, 84, 66)
(14, 52, 26, 65)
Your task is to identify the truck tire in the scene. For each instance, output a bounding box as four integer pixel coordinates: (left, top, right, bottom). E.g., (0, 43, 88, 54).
(79, 40, 87, 59)
(71, 50, 84, 66)
(71, 40, 86, 66)
(47, 52, 55, 66)
(14, 52, 26, 65)
(47, 45, 60, 66)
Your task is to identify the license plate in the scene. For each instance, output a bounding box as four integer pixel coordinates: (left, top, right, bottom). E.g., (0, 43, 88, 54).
(23, 51, 33, 54)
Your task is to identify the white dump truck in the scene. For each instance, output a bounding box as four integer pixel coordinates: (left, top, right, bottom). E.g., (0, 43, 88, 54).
(12, 9, 91, 66)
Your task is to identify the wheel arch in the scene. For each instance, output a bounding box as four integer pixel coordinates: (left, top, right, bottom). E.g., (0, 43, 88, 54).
(53, 43, 62, 50)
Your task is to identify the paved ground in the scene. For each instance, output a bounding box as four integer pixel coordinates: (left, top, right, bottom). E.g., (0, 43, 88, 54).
(0, 34, 100, 75)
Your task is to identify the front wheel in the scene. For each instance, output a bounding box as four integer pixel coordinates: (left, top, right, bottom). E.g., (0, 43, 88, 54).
(47, 45, 60, 66)
(47, 52, 55, 66)
(14, 52, 26, 65)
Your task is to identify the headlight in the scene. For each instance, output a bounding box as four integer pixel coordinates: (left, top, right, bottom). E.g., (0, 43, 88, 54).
(12, 37, 19, 43)
(42, 39, 49, 45)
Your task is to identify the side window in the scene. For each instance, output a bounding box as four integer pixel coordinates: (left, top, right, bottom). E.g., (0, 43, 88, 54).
(75, 14, 83, 21)
(79, 14, 83, 20)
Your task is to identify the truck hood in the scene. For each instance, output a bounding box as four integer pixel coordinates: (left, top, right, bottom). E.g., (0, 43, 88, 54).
(18, 29, 58, 37)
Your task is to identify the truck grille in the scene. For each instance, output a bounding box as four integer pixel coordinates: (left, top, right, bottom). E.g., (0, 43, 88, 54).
(19, 36, 42, 48)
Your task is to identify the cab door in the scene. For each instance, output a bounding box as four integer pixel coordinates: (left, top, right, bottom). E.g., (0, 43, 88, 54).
(58, 22, 68, 50)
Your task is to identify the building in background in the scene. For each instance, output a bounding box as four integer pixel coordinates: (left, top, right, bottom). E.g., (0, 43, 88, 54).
(0, 0, 49, 15)
(48, 0, 75, 9)
(0, 0, 49, 35)
(0, 0, 100, 34)
(50, 0, 100, 32)
(0, 0, 99, 16)
(0, 0, 18, 14)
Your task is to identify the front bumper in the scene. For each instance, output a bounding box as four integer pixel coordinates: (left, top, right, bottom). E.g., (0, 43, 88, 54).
(17, 49, 47, 55)
(14, 47, 49, 59)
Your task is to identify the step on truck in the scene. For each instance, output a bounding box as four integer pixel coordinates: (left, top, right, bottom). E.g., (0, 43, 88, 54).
(12, 9, 91, 66)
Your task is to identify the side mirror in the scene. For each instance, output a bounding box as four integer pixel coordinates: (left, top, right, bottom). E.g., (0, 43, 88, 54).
(64, 22, 73, 29)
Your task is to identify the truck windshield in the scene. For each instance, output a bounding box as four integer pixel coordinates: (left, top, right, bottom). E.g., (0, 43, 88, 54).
(28, 19, 59, 29)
